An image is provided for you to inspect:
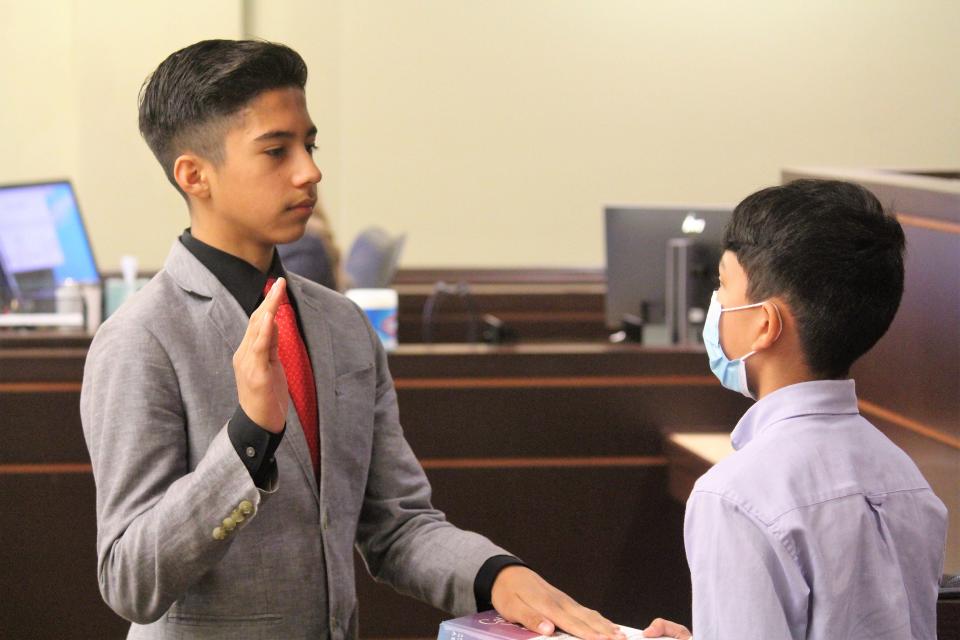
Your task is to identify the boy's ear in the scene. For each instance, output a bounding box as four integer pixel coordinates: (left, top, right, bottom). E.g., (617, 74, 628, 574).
(173, 153, 211, 200)
(750, 299, 785, 352)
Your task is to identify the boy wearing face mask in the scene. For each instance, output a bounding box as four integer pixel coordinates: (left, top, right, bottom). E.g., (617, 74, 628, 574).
(643, 179, 947, 640)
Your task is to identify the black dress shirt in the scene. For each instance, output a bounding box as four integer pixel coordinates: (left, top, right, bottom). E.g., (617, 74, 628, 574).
(179, 230, 288, 487)
(178, 229, 523, 611)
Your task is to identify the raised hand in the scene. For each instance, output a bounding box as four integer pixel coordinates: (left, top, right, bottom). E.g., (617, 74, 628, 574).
(232, 277, 288, 433)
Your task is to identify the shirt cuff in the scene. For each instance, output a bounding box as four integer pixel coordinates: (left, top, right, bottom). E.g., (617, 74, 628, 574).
(473, 555, 527, 612)
(227, 405, 284, 488)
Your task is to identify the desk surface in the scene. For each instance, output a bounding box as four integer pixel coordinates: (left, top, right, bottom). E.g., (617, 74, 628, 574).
(668, 432, 734, 466)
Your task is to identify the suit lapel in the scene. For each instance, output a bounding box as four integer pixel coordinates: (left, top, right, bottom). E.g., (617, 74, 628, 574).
(164, 241, 248, 354)
(279, 404, 320, 504)
(165, 242, 324, 505)
(206, 293, 247, 354)
(286, 277, 336, 506)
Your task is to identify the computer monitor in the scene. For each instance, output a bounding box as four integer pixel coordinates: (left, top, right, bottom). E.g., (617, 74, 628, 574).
(604, 204, 732, 343)
(0, 180, 100, 309)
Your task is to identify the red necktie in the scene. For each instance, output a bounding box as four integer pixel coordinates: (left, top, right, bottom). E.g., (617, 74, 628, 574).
(265, 278, 319, 474)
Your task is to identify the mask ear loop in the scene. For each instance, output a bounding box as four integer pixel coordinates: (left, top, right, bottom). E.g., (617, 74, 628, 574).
(769, 301, 784, 343)
(721, 300, 764, 312)
(735, 301, 785, 401)
(723, 299, 784, 343)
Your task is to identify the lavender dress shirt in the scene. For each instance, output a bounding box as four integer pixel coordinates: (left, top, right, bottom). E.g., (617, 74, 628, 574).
(685, 380, 947, 639)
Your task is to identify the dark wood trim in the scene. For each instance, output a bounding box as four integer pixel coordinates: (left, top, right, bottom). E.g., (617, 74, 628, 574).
(896, 213, 960, 235)
(403, 310, 606, 322)
(394, 375, 718, 390)
(0, 347, 89, 358)
(0, 463, 92, 475)
(419, 456, 667, 470)
(0, 334, 92, 350)
(664, 437, 717, 503)
(393, 267, 606, 285)
(859, 400, 960, 450)
(6, 379, 954, 453)
(0, 382, 82, 393)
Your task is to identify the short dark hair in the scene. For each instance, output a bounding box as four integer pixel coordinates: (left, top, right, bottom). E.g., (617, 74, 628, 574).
(138, 39, 308, 194)
(723, 179, 905, 379)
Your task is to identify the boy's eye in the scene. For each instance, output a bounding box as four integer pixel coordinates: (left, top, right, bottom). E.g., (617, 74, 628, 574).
(305, 143, 318, 155)
(265, 147, 286, 158)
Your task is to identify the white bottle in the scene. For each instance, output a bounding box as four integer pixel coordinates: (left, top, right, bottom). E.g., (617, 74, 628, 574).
(54, 278, 85, 328)
(120, 255, 139, 298)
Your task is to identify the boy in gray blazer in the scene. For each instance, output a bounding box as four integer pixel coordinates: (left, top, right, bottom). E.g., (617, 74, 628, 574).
(80, 40, 624, 640)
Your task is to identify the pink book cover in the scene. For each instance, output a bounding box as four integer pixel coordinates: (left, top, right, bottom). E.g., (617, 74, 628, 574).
(438, 611, 649, 640)
(437, 611, 541, 640)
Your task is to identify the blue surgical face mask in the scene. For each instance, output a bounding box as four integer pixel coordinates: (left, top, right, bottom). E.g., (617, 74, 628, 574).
(702, 291, 780, 400)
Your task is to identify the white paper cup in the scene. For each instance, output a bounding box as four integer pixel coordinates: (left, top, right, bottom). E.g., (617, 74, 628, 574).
(345, 288, 399, 351)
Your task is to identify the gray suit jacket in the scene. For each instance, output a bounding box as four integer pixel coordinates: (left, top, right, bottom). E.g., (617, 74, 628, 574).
(80, 241, 506, 639)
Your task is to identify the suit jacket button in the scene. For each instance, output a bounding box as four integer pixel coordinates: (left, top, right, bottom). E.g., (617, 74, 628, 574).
(239, 500, 254, 515)
(213, 527, 226, 541)
(222, 516, 237, 532)
(231, 508, 245, 523)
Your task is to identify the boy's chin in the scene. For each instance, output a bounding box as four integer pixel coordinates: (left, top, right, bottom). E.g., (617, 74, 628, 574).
(272, 221, 309, 246)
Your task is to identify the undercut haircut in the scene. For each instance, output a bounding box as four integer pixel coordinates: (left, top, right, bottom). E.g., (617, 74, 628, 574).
(723, 179, 905, 379)
(138, 39, 308, 196)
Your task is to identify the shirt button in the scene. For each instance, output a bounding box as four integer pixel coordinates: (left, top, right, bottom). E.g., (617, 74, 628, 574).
(245, 446, 257, 458)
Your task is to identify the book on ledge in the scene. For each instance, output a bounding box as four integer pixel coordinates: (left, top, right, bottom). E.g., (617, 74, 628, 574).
(437, 611, 651, 640)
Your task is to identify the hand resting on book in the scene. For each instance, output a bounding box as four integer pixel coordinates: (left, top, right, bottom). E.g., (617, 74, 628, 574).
(491, 565, 626, 640)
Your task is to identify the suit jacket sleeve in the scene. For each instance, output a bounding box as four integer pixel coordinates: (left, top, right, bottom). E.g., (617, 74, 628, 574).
(80, 317, 271, 624)
(351, 305, 509, 616)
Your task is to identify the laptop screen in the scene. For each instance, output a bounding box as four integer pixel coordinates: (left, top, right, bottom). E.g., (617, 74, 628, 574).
(0, 180, 99, 303)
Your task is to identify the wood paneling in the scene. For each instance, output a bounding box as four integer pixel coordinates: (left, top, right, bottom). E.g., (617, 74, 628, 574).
(853, 223, 960, 441)
(0, 473, 128, 639)
(0, 336, 736, 638)
(348, 344, 745, 635)
(355, 466, 690, 637)
(396, 282, 608, 343)
(0, 347, 88, 383)
(0, 390, 88, 463)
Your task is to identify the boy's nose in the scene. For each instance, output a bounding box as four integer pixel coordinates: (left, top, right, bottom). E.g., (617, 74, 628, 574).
(296, 156, 323, 186)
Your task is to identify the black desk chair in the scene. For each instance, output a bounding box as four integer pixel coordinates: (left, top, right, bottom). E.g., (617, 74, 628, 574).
(344, 227, 405, 289)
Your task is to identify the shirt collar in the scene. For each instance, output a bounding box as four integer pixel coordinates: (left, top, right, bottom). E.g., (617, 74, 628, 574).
(730, 379, 860, 451)
(178, 229, 286, 316)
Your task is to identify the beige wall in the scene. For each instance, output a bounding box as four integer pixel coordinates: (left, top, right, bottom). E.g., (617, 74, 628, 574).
(72, 2, 242, 272)
(1, 3, 78, 183)
(2, 0, 958, 270)
(1, 0, 240, 271)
